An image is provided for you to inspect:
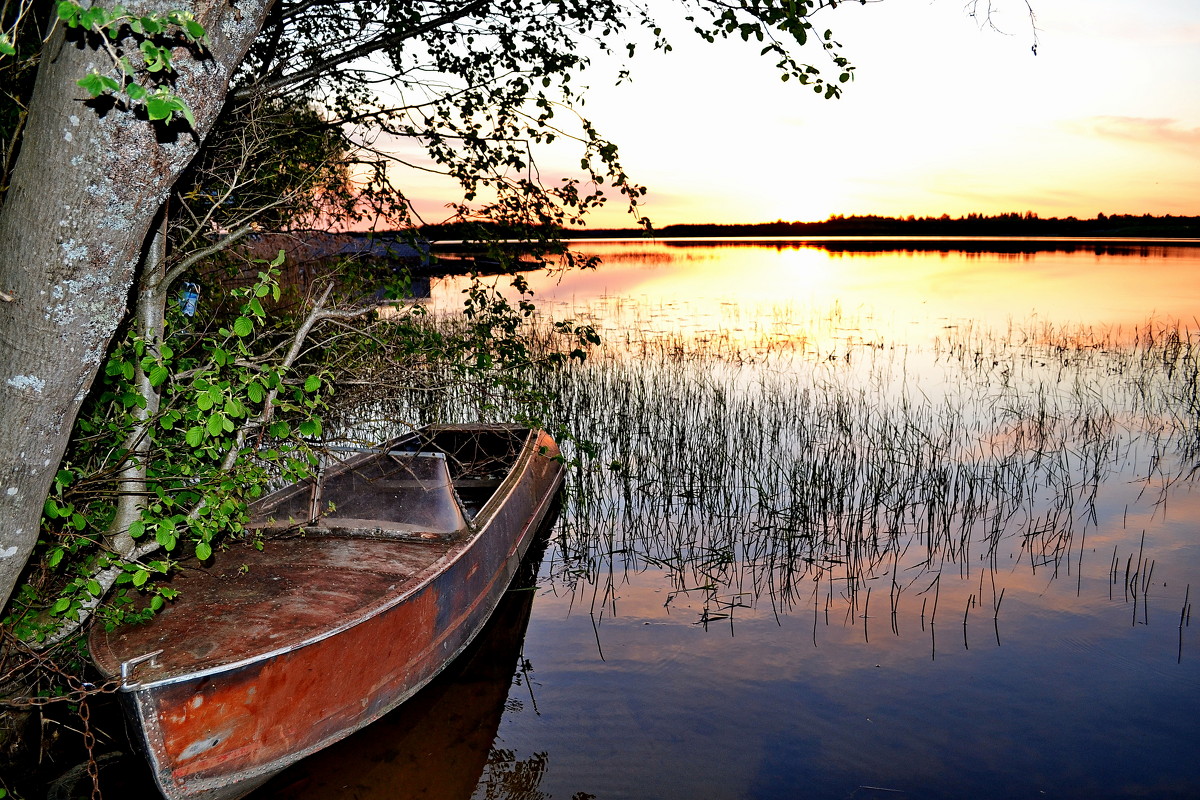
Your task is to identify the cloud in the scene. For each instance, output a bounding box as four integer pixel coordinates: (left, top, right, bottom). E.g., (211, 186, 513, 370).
(1079, 116, 1200, 155)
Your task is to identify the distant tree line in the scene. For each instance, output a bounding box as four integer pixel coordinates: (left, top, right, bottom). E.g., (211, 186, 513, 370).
(416, 213, 1200, 243)
(626, 212, 1200, 239)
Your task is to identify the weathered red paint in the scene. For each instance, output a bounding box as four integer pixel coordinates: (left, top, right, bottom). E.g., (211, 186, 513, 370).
(89, 426, 563, 800)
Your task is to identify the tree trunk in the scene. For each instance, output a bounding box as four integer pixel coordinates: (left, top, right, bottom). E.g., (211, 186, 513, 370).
(0, 0, 273, 614)
(107, 210, 167, 559)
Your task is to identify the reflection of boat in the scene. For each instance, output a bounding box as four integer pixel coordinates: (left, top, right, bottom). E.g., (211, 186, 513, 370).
(88, 425, 565, 800)
(253, 519, 551, 800)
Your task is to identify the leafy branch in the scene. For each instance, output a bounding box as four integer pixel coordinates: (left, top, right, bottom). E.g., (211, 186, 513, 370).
(686, 0, 857, 98)
(0, 0, 37, 57)
(57, 1, 208, 126)
(15, 253, 358, 646)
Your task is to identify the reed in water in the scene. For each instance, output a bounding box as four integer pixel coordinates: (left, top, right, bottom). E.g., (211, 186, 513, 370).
(330, 298, 1197, 645)
(533, 307, 1198, 640)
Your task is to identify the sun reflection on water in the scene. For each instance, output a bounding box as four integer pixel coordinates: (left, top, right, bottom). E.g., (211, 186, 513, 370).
(432, 239, 1200, 358)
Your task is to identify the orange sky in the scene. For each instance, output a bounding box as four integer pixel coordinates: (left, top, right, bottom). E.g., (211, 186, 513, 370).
(391, 0, 1200, 228)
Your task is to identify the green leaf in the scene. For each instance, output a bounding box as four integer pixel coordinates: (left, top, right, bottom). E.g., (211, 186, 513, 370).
(233, 317, 253, 337)
(155, 526, 176, 550)
(247, 382, 264, 404)
(80, 6, 106, 30)
(177, 98, 196, 129)
(149, 364, 169, 387)
(132, 569, 149, 587)
(127, 83, 148, 102)
(185, 426, 204, 447)
(52, 597, 72, 613)
(129, 520, 146, 539)
(47, 548, 65, 568)
(303, 375, 321, 393)
(56, 1, 80, 23)
(140, 41, 168, 72)
(196, 392, 214, 411)
(146, 96, 175, 121)
(184, 19, 205, 40)
(77, 72, 120, 98)
(86, 579, 102, 597)
(207, 414, 224, 437)
(150, 595, 165, 612)
(0, 35, 16, 56)
(195, 542, 212, 561)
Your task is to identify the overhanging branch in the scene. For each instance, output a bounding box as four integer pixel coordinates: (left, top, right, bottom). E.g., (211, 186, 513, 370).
(234, 0, 490, 101)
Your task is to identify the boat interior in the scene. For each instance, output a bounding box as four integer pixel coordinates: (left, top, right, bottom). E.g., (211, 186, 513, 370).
(249, 426, 529, 539)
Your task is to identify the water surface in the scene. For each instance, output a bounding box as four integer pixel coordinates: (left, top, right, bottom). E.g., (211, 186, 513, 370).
(274, 239, 1200, 800)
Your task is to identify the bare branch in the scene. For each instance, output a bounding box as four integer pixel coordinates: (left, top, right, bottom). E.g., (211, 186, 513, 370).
(236, 0, 490, 101)
(164, 224, 255, 288)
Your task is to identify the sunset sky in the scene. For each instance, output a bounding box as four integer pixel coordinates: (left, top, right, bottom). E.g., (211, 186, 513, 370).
(396, 0, 1200, 228)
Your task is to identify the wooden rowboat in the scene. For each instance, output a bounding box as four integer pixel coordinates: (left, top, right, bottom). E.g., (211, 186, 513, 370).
(88, 424, 564, 800)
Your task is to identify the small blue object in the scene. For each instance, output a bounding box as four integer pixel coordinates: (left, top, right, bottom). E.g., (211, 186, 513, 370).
(180, 282, 199, 317)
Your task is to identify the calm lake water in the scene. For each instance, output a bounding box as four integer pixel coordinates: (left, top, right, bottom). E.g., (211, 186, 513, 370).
(47, 240, 1195, 800)
(253, 239, 1200, 800)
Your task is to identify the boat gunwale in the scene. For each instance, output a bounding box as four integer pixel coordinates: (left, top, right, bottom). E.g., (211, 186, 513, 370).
(100, 426, 548, 692)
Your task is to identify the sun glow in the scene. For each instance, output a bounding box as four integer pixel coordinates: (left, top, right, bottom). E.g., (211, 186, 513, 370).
(410, 0, 1200, 228)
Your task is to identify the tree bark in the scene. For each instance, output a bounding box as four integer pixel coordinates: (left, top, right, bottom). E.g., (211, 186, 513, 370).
(0, 0, 274, 614)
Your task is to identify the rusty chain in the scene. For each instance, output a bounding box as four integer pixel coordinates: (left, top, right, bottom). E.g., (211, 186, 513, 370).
(2, 635, 120, 799)
(79, 696, 104, 800)
(1, 629, 121, 709)
(1, 663, 121, 709)
(0, 677, 122, 708)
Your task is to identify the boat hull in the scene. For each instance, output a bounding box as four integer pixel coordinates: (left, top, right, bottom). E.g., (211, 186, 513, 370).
(255, 530, 547, 799)
(90, 427, 563, 800)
